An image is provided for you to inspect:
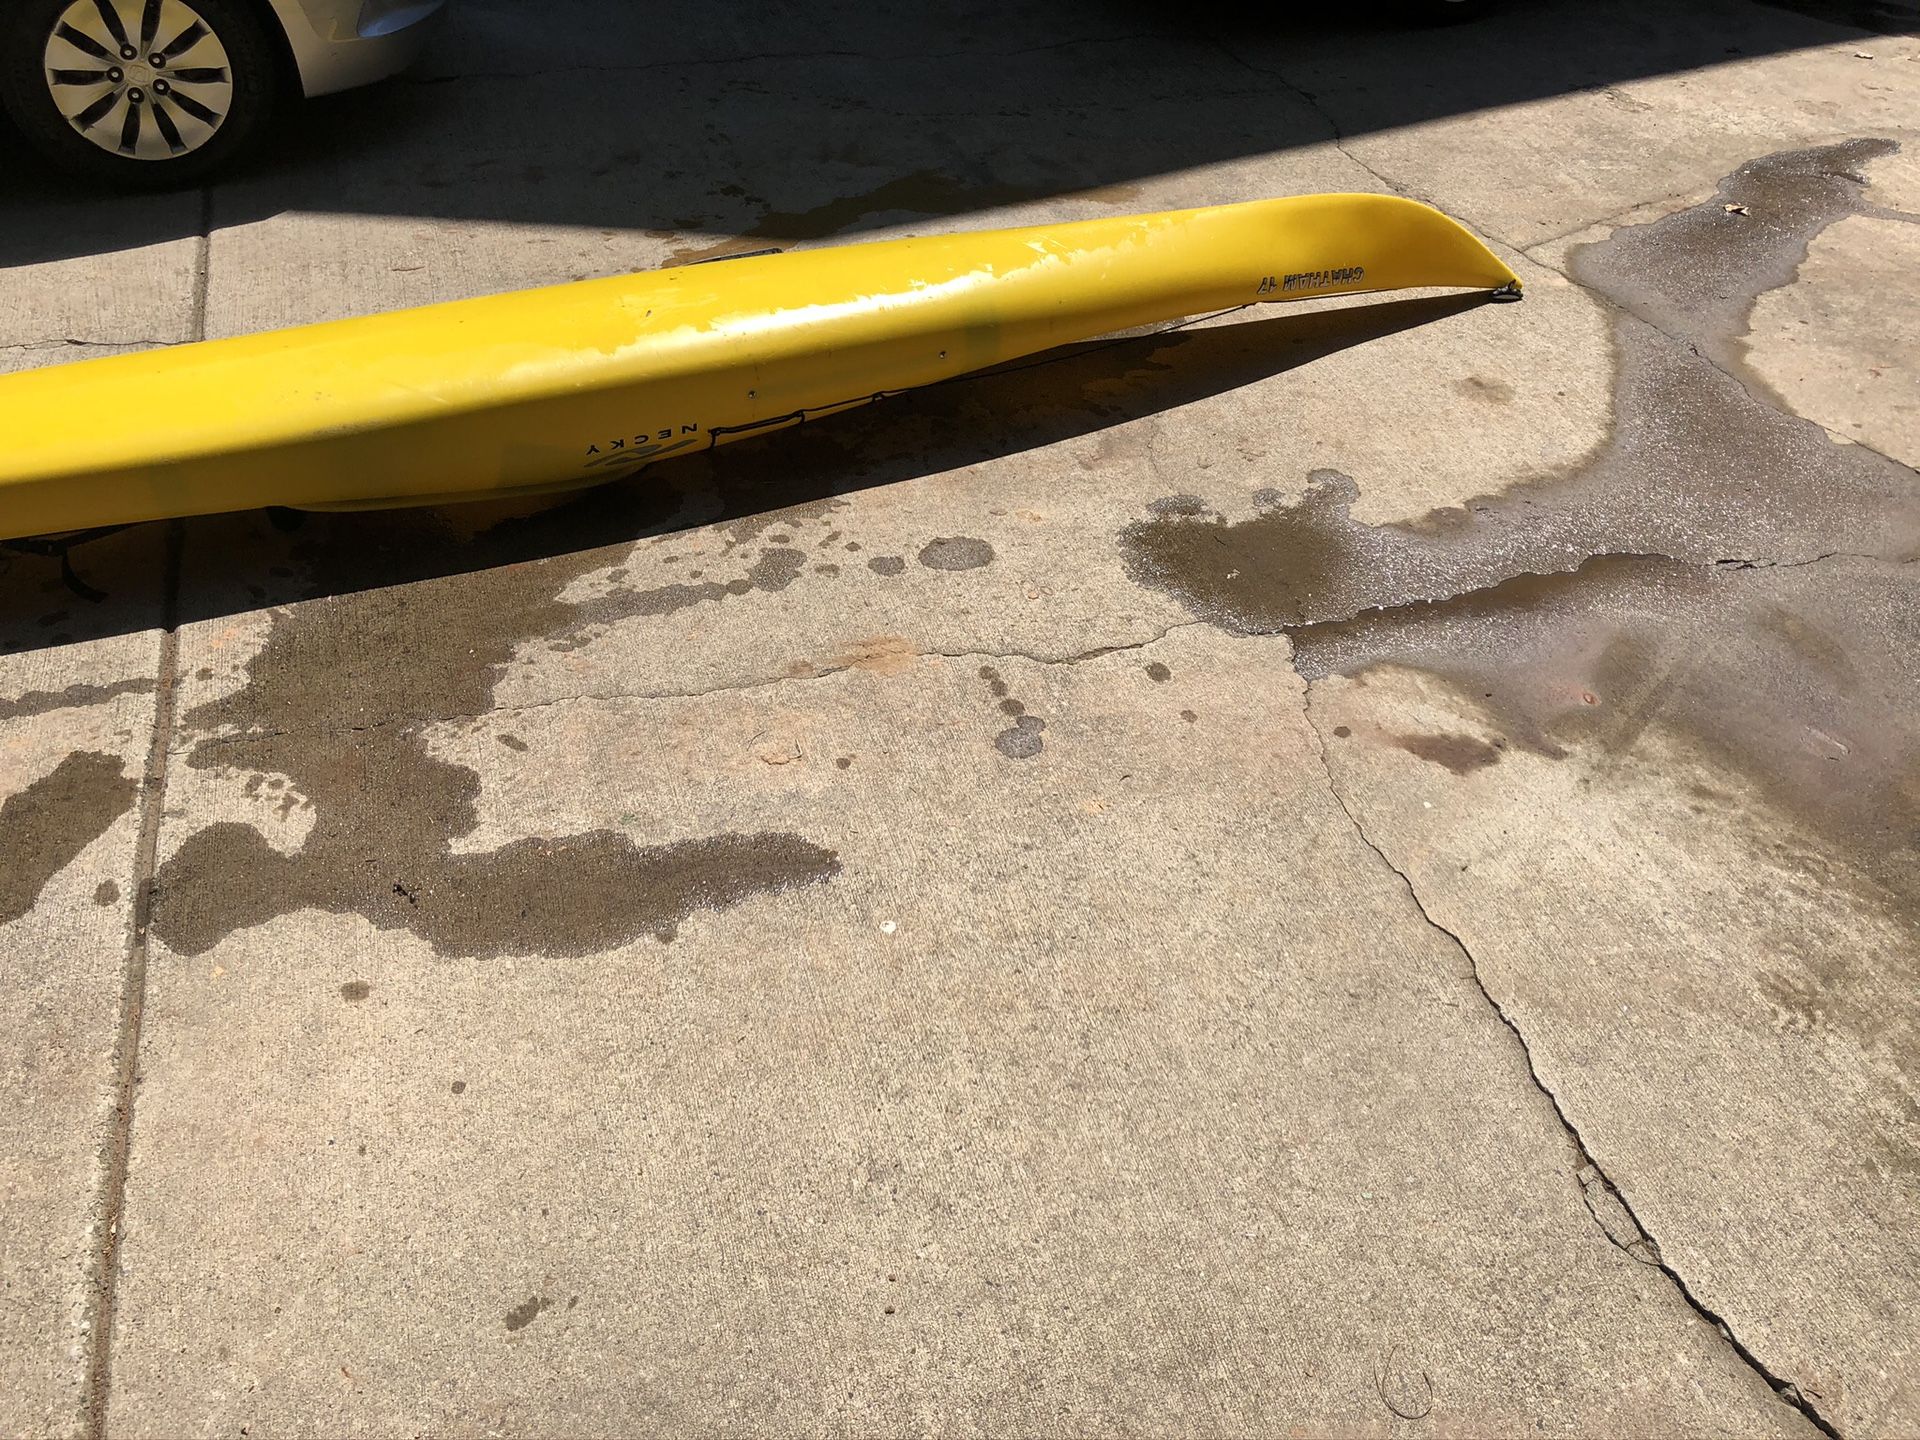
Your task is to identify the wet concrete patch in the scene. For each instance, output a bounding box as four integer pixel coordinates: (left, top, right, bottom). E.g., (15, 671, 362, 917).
(917, 536, 996, 572)
(1292, 553, 1920, 911)
(503, 1295, 550, 1332)
(1575, 138, 1900, 408)
(995, 719, 1047, 760)
(0, 751, 138, 926)
(978, 665, 1046, 760)
(0, 676, 156, 723)
(1120, 140, 1920, 635)
(1393, 731, 1505, 776)
(568, 545, 809, 627)
(152, 499, 842, 960)
(156, 821, 839, 958)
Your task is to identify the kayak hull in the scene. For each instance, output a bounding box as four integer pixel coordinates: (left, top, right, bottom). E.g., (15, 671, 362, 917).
(0, 194, 1519, 539)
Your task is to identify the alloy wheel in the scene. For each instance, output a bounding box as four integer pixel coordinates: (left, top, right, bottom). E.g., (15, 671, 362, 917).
(40, 0, 234, 161)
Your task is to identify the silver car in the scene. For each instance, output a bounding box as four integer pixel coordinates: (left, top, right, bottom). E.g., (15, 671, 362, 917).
(1, 0, 444, 182)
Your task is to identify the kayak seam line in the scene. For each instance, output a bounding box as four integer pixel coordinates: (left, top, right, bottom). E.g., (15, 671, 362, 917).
(164, 621, 1212, 753)
(1296, 679, 1844, 1439)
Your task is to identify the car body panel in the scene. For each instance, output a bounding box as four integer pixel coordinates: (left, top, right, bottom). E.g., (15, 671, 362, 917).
(261, 0, 445, 96)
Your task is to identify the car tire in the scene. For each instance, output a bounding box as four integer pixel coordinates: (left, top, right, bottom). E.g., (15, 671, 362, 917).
(0, 0, 281, 186)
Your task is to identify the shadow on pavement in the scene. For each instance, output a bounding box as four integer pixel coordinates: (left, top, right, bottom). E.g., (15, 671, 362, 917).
(0, 292, 1486, 653)
(1, 0, 1913, 267)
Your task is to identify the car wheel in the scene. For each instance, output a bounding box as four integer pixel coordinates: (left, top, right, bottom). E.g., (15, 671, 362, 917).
(0, 0, 280, 186)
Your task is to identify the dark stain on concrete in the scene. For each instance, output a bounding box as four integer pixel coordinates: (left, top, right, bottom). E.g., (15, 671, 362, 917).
(1144, 662, 1172, 683)
(0, 676, 156, 723)
(868, 555, 907, 576)
(340, 980, 371, 1002)
(149, 496, 842, 960)
(0, 752, 139, 926)
(1148, 495, 1207, 517)
(497, 734, 528, 752)
(995, 715, 1047, 760)
(504, 1295, 549, 1332)
(568, 546, 809, 629)
(978, 666, 1046, 760)
(1291, 553, 1919, 909)
(918, 536, 996, 572)
(1116, 144, 1920, 1041)
(95, 879, 120, 905)
(1395, 731, 1504, 775)
(1121, 141, 1920, 637)
(1295, 548, 1920, 1183)
(1456, 375, 1515, 404)
(1121, 471, 1377, 630)
(1120, 140, 1920, 888)
(451, 1079, 467, 1095)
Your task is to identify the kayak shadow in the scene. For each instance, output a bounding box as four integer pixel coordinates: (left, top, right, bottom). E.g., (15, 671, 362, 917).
(1, 291, 1489, 653)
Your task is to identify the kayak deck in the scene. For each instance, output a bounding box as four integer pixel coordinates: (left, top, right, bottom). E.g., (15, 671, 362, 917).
(0, 194, 1520, 539)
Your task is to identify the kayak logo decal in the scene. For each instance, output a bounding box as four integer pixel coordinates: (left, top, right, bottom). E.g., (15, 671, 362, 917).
(583, 423, 703, 469)
(1258, 265, 1364, 294)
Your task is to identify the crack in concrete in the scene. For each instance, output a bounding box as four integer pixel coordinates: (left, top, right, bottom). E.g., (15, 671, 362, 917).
(1294, 678, 1842, 1439)
(170, 621, 1208, 755)
(1, 338, 190, 354)
(1202, 41, 1413, 200)
(1711, 548, 1897, 571)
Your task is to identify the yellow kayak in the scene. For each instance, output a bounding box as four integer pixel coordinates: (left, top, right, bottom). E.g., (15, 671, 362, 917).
(0, 193, 1519, 540)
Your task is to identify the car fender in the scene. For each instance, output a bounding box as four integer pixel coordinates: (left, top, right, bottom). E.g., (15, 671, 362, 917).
(261, 0, 444, 96)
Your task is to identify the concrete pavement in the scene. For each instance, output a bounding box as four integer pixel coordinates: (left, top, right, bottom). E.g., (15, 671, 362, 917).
(3, 0, 1918, 1434)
